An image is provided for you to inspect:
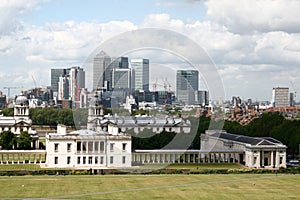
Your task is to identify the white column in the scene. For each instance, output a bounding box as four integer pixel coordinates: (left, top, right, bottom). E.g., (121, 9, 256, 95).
(282, 152, 286, 167)
(271, 151, 274, 168)
(261, 151, 265, 167)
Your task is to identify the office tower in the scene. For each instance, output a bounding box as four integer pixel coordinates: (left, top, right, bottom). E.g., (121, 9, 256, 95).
(51, 68, 70, 96)
(272, 87, 289, 107)
(130, 59, 149, 91)
(93, 51, 130, 91)
(104, 57, 131, 91)
(112, 68, 131, 89)
(197, 90, 209, 106)
(69, 66, 85, 103)
(58, 76, 70, 101)
(176, 70, 199, 105)
(55, 66, 85, 106)
(93, 51, 111, 91)
(80, 88, 88, 108)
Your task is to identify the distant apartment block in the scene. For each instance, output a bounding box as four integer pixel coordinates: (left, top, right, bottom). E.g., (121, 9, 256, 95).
(272, 87, 289, 107)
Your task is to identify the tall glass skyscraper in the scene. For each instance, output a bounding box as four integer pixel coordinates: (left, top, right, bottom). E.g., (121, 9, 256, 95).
(130, 59, 149, 91)
(51, 68, 69, 94)
(93, 52, 130, 91)
(93, 51, 111, 91)
(176, 70, 199, 105)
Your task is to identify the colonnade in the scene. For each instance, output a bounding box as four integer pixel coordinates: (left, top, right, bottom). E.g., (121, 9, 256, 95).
(0, 150, 46, 164)
(133, 151, 243, 164)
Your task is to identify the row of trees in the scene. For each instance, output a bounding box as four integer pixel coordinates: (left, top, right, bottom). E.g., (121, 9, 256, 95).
(133, 112, 300, 156)
(1, 107, 299, 156)
(0, 131, 32, 150)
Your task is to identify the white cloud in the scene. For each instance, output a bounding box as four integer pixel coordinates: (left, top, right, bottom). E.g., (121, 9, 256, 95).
(1, 1, 300, 100)
(205, 0, 300, 34)
(0, 0, 43, 35)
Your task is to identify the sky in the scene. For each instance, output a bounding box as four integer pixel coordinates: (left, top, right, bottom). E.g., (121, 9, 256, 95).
(1, 0, 300, 101)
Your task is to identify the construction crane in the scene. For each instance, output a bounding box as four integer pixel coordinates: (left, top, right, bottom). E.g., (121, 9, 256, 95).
(3, 87, 18, 98)
(152, 79, 158, 92)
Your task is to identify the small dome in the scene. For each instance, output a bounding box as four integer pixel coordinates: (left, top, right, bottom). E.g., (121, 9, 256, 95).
(15, 92, 29, 106)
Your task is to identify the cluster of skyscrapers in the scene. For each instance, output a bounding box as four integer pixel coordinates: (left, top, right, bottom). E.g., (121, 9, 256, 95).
(49, 51, 208, 108)
(51, 66, 86, 108)
(93, 51, 150, 92)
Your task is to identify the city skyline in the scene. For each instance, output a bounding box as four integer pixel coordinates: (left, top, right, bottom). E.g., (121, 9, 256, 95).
(1, 0, 300, 101)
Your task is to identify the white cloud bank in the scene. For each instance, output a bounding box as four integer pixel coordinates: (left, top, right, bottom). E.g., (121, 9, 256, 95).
(0, 0, 300, 101)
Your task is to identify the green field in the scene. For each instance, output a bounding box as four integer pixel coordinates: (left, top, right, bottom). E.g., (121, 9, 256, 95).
(0, 174, 299, 199)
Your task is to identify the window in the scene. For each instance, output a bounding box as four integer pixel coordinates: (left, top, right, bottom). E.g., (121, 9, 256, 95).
(100, 141, 104, 152)
(54, 156, 58, 165)
(122, 156, 126, 164)
(95, 157, 98, 164)
(88, 142, 93, 153)
(77, 142, 81, 152)
(77, 157, 81, 164)
(83, 157, 86, 164)
(110, 156, 114, 164)
(100, 156, 104, 164)
(67, 156, 71, 165)
(82, 142, 87, 152)
(95, 141, 99, 152)
(54, 143, 59, 152)
(110, 143, 115, 152)
(122, 143, 127, 151)
(88, 156, 93, 164)
(67, 143, 72, 152)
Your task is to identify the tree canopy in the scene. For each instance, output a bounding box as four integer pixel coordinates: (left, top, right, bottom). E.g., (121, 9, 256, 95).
(17, 131, 32, 150)
(0, 131, 16, 150)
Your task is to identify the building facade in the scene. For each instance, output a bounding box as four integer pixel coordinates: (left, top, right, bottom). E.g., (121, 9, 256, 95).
(200, 130, 286, 168)
(45, 125, 131, 168)
(272, 87, 289, 107)
(131, 59, 149, 91)
(0, 92, 39, 149)
(176, 70, 199, 105)
(93, 51, 112, 91)
(45, 96, 132, 169)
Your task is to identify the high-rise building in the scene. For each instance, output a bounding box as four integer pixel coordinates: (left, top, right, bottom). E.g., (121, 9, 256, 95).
(176, 70, 199, 105)
(272, 87, 289, 107)
(93, 51, 111, 91)
(51, 68, 70, 96)
(197, 90, 209, 106)
(130, 59, 149, 91)
(93, 52, 130, 91)
(112, 68, 131, 89)
(54, 66, 85, 108)
(58, 76, 70, 101)
(69, 66, 85, 103)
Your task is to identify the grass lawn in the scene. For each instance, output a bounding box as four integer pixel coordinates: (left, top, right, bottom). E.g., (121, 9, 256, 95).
(0, 174, 299, 199)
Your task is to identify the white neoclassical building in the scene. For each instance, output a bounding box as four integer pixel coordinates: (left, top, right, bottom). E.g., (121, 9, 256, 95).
(45, 96, 132, 169)
(0, 92, 39, 149)
(201, 130, 287, 168)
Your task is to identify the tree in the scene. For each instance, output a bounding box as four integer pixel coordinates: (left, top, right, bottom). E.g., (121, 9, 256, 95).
(17, 131, 32, 150)
(0, 131, 16, 150)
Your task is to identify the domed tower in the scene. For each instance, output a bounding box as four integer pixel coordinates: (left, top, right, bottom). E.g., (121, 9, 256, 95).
(14, 92, 30, 120)
(87, 94, 104, 130)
